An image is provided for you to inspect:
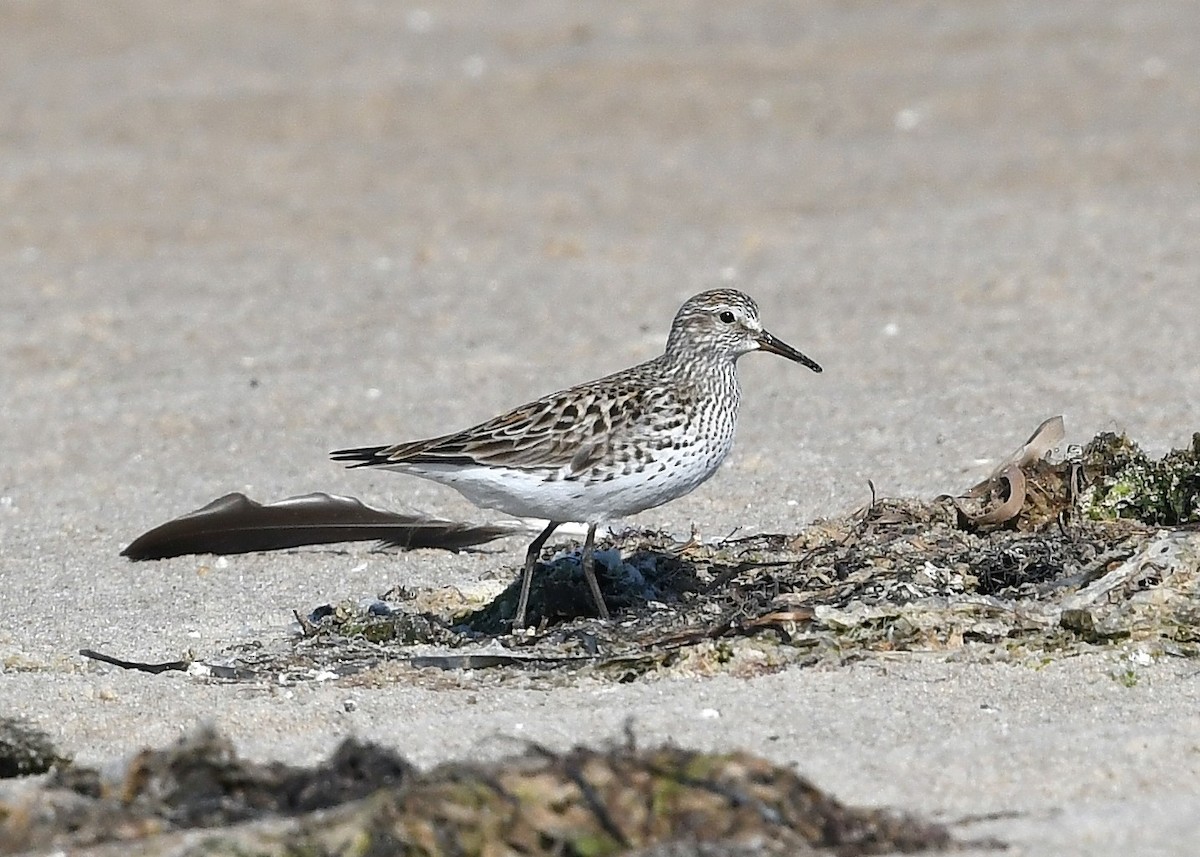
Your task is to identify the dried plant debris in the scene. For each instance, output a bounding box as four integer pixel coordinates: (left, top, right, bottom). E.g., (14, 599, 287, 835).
(0, 727, 955, 856)
(0, 718, 69, 779)
(946, 415, 1072, 530)
(89, 419, 1200, 684)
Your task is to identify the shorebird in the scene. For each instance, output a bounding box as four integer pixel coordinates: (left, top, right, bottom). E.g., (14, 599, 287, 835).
(332, 289, 821, 628)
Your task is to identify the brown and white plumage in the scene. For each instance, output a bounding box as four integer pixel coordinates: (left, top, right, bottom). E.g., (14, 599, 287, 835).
(332, 289, 821, 627)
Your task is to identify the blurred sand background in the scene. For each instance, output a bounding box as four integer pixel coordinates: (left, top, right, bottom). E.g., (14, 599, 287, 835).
(2, 2, 1199, 853)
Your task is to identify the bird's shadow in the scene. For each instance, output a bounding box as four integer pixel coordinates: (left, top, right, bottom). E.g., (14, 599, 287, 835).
(462, 546, 702, 636)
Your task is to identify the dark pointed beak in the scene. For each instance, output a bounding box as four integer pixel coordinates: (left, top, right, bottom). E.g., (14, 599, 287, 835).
(756, 330, 822, 373)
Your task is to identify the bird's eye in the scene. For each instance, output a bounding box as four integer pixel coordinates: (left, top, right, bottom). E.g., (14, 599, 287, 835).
(718, 311, 736, 324)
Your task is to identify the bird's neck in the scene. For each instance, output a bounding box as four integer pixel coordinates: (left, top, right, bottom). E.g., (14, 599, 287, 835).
(657, 350, 741, 399)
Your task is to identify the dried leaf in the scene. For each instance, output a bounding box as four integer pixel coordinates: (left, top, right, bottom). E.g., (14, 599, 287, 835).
(992, 415, 1065, 477)
(951, 416, 1065, 528)
(967, 463, 1027, 526)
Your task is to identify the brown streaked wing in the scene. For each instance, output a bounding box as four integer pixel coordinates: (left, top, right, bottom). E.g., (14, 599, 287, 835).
(374, 375, 675, 475)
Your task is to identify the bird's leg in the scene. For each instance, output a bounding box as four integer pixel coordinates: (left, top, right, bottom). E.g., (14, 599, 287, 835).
(514, 521, 561, 630)
(581, 523, 610, 620)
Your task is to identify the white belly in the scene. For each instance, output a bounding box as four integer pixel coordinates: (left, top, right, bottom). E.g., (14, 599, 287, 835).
(385, 438, 731, 524)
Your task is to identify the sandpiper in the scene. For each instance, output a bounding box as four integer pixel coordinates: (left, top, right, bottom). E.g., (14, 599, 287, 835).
(332, 289, 821, 628)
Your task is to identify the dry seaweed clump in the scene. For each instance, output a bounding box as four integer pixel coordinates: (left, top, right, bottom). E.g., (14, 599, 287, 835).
(0, 728, 955, 856)
(83, 419, 1200, 684)
(0, 728, 412, 854)
(0, 718, 69, 778)
(1081, 432, 1200, 525)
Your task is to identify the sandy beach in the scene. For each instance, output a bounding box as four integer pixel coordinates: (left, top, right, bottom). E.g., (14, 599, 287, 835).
(2, 2, 1199, 853)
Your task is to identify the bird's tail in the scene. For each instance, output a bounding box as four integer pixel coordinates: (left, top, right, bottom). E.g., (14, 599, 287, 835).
(330, 445, 392, 468)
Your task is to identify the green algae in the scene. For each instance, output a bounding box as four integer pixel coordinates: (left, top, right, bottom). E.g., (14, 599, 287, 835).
(1082, 432, 1200, 525)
